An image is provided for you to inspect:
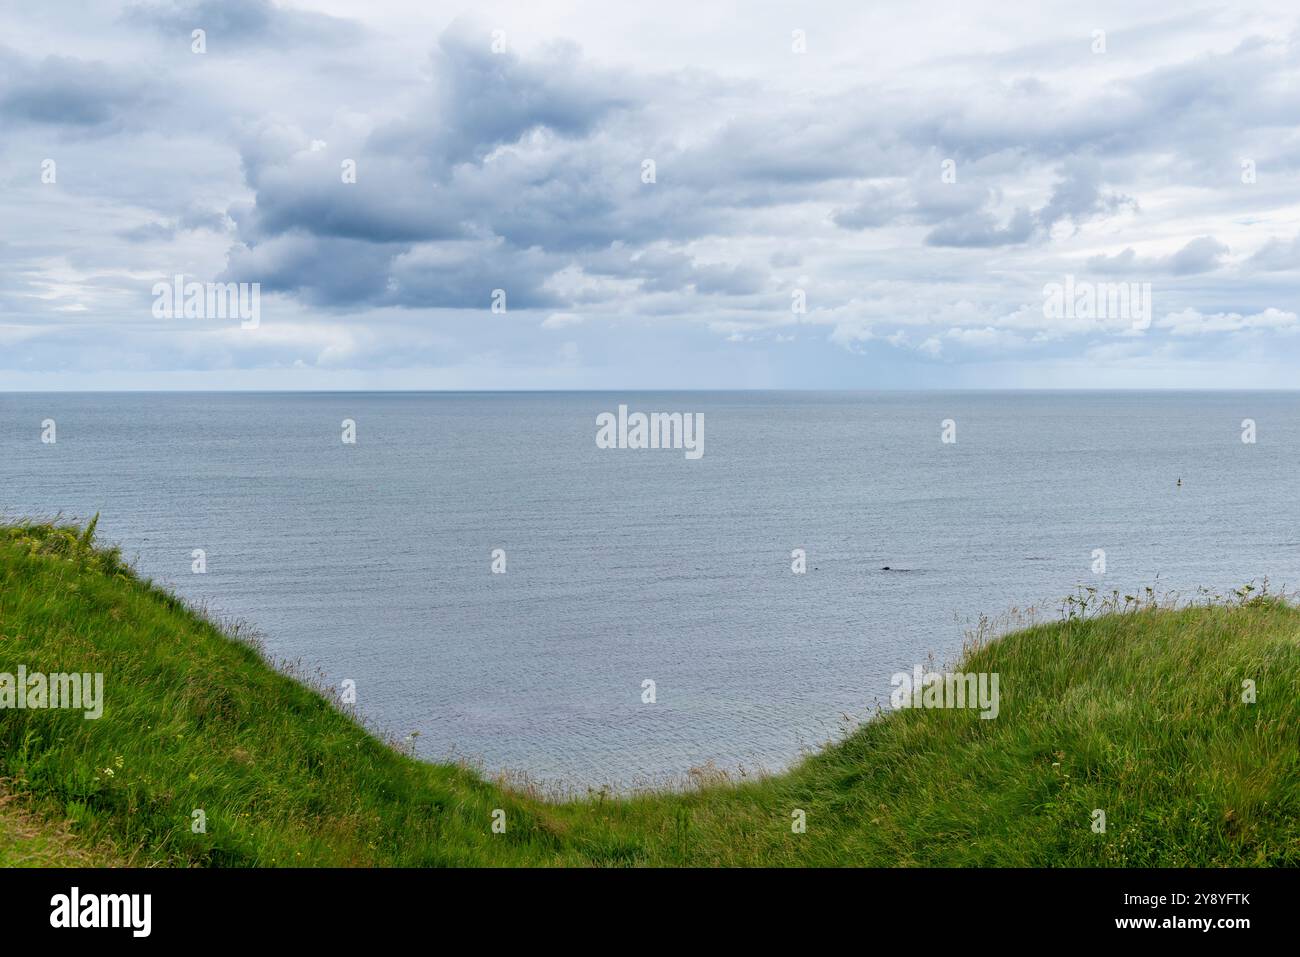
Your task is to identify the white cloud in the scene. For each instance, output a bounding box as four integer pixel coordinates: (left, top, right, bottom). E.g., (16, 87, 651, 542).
(3, 1, 1300, 387)
(1158, 307, 1300, 336)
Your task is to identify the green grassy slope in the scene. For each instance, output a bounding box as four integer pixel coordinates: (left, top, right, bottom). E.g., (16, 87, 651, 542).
(1, 519, 1296, 866)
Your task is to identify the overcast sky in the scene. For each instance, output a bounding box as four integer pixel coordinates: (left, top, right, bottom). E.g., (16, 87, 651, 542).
(3, 0, 1299, 389)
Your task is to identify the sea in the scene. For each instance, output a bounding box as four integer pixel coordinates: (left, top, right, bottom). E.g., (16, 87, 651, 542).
(2, 391, 1296, 789)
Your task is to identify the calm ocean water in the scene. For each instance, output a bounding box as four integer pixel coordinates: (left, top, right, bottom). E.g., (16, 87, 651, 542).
(2, 391, 1296, 788)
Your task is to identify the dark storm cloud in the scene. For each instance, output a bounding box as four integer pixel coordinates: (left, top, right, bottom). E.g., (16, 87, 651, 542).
(220, 235, 402, 307)
(220, 22, 773, 304)
(0, 49, 151, 128)
(413, 21, 635, 165)
(220, 233, 564, 311)
(126, 0, 360, 48)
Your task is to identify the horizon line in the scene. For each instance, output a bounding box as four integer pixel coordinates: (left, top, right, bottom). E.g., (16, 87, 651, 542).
(4, 387, 1300, 395)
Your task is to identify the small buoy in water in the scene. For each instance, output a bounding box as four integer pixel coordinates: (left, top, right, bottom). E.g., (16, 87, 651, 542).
(1177, 477, 1182, 487)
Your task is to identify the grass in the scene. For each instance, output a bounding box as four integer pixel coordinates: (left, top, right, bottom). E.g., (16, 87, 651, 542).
(0, 787, 118, 867)
(0, 517, 1297, 867)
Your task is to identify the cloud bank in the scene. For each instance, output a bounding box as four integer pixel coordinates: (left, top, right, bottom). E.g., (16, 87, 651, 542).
(2, 0, 1299, 388)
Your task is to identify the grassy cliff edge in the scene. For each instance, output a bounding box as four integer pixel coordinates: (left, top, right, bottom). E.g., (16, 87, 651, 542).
(1, 518, 1296, 867)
